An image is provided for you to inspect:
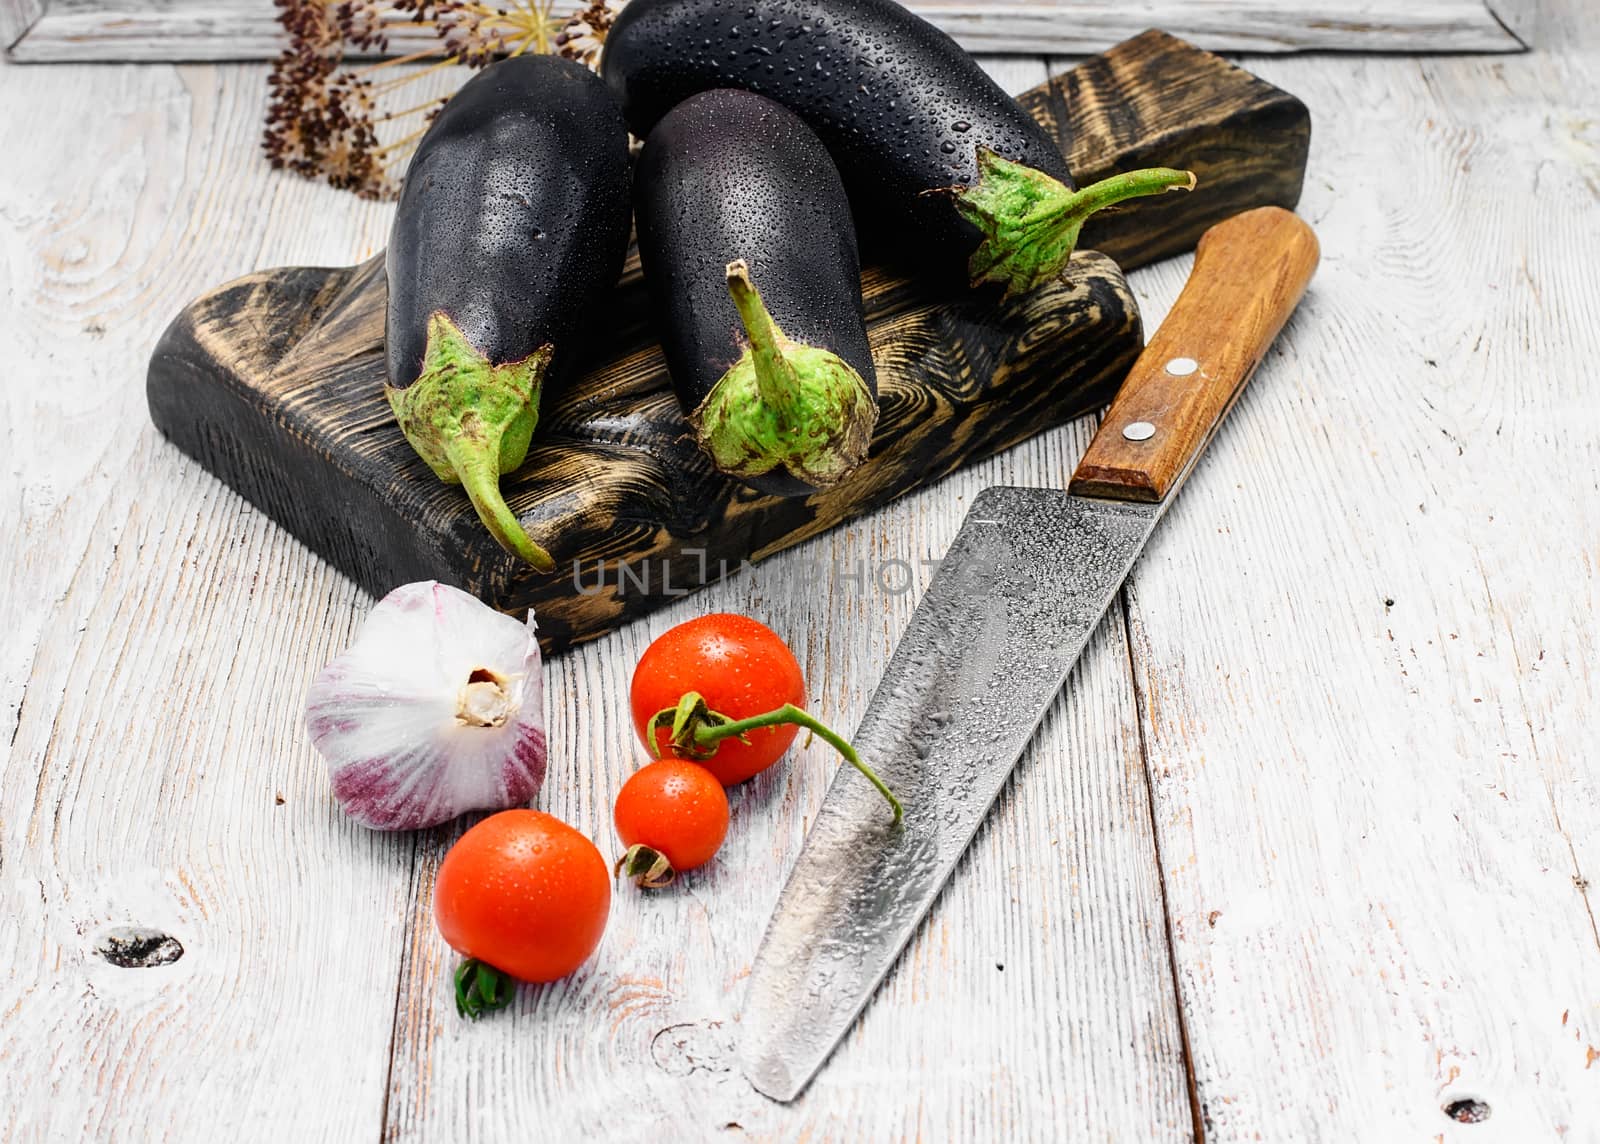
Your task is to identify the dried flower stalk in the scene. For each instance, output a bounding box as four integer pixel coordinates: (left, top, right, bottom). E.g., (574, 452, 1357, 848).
(264, 0, 628, 199)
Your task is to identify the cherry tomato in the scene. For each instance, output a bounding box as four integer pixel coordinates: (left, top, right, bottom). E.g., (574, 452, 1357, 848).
(630, 613, 806, 785)
(614, 759, 730, 884)
(434, 810, 611, 984)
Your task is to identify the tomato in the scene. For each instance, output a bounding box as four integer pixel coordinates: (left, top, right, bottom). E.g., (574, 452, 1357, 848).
(627, 613, 903, 823)
(630, 613, 806, 786)
(434, 810, 611, 985)
(614, 759, 730, 884)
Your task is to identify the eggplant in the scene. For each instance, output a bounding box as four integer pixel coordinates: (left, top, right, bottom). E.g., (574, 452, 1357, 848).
(634, 89, 876, 494)
(600, 0, 1194, 296)
(386, 55, 631, 570)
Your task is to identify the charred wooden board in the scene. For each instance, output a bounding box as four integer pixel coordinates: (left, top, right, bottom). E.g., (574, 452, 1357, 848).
(147, 30, 1309, 654)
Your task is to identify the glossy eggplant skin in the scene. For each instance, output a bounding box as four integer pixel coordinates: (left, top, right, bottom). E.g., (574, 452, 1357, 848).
(601, 0, 1072, 265)
(635, 90, 875, 486)
(386, 55, 631, 389)
(382, 55, 631, 570)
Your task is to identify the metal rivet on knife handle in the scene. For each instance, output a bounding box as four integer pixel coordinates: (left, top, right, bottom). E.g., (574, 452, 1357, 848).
(1164, 356, 1199, 376)
(1122, 421, 1156, 441)
(1068, 206, 1320, 503)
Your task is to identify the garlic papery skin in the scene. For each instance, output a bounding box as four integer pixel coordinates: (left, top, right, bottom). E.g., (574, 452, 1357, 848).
(306, 581, 547, 830)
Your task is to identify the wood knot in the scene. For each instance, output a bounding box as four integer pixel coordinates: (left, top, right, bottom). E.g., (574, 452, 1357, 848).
(650, 1020, 735, 1077)
(1442, 1097, 1491, 1124)
(94, 926, 184, 968)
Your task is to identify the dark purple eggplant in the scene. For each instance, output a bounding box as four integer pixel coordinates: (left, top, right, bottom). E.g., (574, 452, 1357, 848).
(386, 55, 631, 570)
(634, 89, 876, 495)
(600, 0, 1193, 296)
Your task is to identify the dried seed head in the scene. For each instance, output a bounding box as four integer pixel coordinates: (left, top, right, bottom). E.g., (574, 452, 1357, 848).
(556, 0, 627, 69)
(264, 0, 609, 198)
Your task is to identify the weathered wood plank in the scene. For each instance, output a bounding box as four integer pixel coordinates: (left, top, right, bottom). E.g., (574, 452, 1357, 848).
(6, 0, 1526, 62)
(383, 550, 1198, 1141)
(1117, 42, 1600, 1140)
(0, 62, 409, 1144)
(0, 0, 43, 48)
(1485, 0, 1538, 45)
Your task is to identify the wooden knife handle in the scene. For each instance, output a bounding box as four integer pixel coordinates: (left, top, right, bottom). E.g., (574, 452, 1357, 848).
(1068, 206, 1319, 502)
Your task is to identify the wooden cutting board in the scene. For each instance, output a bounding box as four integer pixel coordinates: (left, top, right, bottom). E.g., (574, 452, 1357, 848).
(146, 30, 1308, 654)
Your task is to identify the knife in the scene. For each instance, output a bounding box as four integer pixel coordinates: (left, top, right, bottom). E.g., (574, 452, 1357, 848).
(738, 206, 1320, 1101)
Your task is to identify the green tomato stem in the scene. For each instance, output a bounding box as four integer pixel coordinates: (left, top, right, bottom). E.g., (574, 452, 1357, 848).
(649, 692, 903, 824)
(454, 958, 514, 1020)
(615, 843, 677, 889)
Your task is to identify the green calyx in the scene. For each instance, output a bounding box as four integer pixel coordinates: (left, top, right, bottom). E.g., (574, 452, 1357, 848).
(386, 311, 556, 572)
(454, 958, 513, 1020)
(953, 149, 1198, 297)
(690, 260, 878, 491)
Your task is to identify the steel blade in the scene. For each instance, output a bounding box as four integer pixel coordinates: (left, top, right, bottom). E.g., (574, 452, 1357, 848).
(739, 483, 1167, 1101)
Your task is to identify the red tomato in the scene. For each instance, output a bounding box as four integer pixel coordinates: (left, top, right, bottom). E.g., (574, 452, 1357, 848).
(614, 760, 730, 878)
(434, 810, 611, 983)
(629, 613, 806, 785)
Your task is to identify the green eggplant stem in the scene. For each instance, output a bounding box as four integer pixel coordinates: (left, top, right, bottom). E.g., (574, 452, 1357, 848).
(441, 429, 555, 573)
(725, 259, 803, 418)
(649, 691, 903, 824)
(954, 149, 1197, 297)
(385, 311, 555, 572)
(1066, 167, 1198, 219)
(689, 262, 878, 489)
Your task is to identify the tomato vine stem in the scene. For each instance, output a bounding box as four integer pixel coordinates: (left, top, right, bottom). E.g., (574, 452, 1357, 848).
(648, 691, 904, 824)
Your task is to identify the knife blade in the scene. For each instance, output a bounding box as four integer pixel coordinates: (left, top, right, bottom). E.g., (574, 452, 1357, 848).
(738, 206, 1320, 1102)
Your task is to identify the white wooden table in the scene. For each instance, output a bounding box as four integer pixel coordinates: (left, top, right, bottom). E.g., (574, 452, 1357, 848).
(3, 3, 1597, 1139)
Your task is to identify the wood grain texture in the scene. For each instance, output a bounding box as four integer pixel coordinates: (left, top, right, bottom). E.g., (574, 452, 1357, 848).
(1487, 0, 1539, 45)
(4, 0, 1527, 62)
(1034, 29, 1311, 271)
(1118, 31, 1600, 1140)
(146, 30, 1310, 655)
(380, 564, 1196, 1143)
(1071, 206, 1319, 501)
(0, 62, 406, 1144)
(0, 0, 43, 48)
(2, 53, 1195, 1144)
(7, 9, 1600, 1144)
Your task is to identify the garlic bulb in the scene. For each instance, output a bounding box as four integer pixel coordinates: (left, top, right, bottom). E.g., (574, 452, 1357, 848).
(306, 581, 547, 830)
